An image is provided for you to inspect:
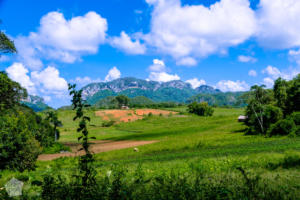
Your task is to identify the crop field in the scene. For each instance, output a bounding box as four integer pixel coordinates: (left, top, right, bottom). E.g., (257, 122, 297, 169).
(1, 107, 300, 197)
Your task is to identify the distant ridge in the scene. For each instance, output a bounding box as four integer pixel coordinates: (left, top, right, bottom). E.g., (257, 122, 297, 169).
(81, 77, 243, 105)
(21, 95, 51, 112)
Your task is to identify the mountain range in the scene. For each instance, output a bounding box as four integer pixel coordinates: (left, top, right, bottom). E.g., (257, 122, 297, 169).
(81, 77, 242, 106)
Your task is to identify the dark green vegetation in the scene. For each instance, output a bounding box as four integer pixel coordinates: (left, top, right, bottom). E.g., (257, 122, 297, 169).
(245, 75, 300, 136)
(2, 107, 300, 199)
(187, 92, 245, 107)
(81, 77, 243, 106)
(0, 31, 16, 54)
(94, 95, 181, 109)
(0, 72, 60, 171)
(188, 102, 214, 116)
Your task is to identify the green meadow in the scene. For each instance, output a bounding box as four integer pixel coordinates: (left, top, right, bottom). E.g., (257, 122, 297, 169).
(1, 107, 300, 197)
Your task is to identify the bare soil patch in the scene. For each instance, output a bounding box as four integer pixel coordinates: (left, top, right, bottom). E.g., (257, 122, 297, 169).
(38, 140, 156, 161)
(95, 109, 177, 123)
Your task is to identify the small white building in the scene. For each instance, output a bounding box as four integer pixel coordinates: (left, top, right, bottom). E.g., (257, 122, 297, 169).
(238, 115, 247, 122)
(121, 105, 129, 110)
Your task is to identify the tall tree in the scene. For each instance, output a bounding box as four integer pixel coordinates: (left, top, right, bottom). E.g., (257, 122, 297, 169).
(115, 95, 129, 108)
(46, 111, 62, 141)
(273, 78, 288, 114)
(245, 85, 274, 134)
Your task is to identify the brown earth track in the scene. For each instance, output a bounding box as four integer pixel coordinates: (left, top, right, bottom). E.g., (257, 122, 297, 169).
(38, 140, 157, 161)
(95, 109, 177, 123)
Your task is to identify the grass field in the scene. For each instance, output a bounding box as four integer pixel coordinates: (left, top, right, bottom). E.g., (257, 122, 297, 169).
(1, 107, 300, 197)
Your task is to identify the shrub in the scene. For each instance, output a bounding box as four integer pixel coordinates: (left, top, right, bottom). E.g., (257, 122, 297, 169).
(102, 120, 116, 127)
(268, 119, 297, 136)
(187, 102, 214, 116)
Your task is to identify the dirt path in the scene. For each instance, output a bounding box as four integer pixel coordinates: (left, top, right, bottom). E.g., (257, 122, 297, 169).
(38, 140, 157, 161)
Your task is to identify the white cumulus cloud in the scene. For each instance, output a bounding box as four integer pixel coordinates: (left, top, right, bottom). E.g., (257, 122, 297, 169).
(144, 0, 256, 65)
(15, 11, 108, 70)
(148, 72, 180, 82)
(256, 0, 300, 49)
(31, 66, 68, 93)
(216, 80, 249, 92)
(147, 59, 180, 82)
(186, 78, 206, 89)
(262, 65, 281, 79)
(6, 62, 36, 94)
(110, 31, 146, 55)
(105, 66, 121, 82)
(148, 59, 166, 72)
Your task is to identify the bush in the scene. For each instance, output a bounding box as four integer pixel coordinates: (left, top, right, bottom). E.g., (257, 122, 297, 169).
(42, 142, 71, 154)
(268, 119, 297, 136)
(187, 102, 214, 116)
(102, 120, 116, 127)
(0, 112, 42, 171)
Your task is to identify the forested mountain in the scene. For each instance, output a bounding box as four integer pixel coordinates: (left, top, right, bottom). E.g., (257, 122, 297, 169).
(81, 77, 225, 104)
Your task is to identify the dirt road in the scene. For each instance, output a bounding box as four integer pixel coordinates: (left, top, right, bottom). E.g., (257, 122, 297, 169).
(38, 140, 156, 161)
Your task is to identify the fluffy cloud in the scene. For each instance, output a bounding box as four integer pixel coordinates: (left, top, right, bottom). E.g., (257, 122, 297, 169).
(148, 72, 180, 82)
(15, 11, 108, 70)
(5, 63, 69, 100)
(238, 55, 257, 63)
(110, 31, 146, 55)
(105, 66, 121, 82)
(144, 0, 256, 65)
(147, 59, 180, 82)
(262, 65, 300, 81)
(31, 66, 68, 93)
(248, 69, 257, 77)
(256, 0, 300, 49)
(216, 80, 249, 92)
(6, 62, 36, 94)
(262, 65, 281, 79)
(148, 59, 166, 72)
(186, 78, 206, 89)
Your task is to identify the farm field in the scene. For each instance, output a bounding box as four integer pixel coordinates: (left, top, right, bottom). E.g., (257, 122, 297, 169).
(1, 107, 300, 197)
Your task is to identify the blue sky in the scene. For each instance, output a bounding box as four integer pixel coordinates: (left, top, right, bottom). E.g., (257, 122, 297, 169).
(0, 0, 299, 108)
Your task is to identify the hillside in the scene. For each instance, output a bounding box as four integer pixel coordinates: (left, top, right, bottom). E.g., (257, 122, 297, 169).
(21, 95, 51, 112)
(187, 92, 245, 106)
(81, 77, 226, 105)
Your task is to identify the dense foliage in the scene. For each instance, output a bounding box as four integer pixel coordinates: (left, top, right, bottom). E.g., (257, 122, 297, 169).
(40, 165, 299, 200)
(187, 102, 214, 116)
(187, 92, 245, 107)
(245, 75, 300, 136)
(0, 72, 55, 171)
(94, 95, 182, 109)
